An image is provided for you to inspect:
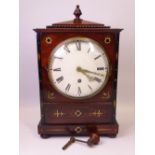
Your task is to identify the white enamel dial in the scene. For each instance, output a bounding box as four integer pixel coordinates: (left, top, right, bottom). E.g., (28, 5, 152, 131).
(48, 37, 109, 99)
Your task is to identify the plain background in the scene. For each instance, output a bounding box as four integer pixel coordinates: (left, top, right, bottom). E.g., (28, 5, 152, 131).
(19, 0, 134, 155)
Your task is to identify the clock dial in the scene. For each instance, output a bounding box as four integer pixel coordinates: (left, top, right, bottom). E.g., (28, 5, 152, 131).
(48, 37, 110, 99)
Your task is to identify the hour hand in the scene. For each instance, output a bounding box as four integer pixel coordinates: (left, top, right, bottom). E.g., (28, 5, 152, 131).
(77, 67, 102, 82)
(76, 67, 104, 77)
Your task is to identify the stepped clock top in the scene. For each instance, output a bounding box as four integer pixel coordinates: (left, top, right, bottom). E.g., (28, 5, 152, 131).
(34, 5, 123, 32)
(46, 5, 110, 28)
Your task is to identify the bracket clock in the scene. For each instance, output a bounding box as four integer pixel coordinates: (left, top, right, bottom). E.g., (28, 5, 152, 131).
(34, 5, 123, 138)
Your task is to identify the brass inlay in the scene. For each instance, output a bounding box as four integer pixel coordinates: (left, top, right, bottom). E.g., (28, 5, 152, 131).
(101, 91, 110, 99)
(74, 126, 82, 133)
(45, 37, 52, 44)
(90, 110, 104, 117)
(74, 110, 82, 117)
(47, 91, 55, 99)
(98, 128, 111, 132)
(53, 110, 64, 118)
(104, 37, 111, 44)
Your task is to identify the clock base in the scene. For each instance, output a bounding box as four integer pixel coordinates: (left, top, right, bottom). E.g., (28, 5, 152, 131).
(38, 121, 118, 138)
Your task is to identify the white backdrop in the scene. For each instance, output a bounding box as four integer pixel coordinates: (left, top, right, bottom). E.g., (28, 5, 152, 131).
(19, 0, 134, 155)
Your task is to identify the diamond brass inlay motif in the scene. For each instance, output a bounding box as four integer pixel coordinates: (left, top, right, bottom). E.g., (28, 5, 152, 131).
(74, 126, 82, 133)
(74, 110, 82, 117)
(53, 110, 64, 118)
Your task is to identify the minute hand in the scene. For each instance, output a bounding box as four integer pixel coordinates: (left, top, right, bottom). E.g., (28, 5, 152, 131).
(79, 72, 102, 82)
(77, 67, 104, 77)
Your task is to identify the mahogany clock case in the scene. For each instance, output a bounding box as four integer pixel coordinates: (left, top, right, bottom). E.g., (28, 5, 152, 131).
(34, 7, 123, 138)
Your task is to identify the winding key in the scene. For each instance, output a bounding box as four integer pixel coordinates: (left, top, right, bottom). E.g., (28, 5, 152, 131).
(62, 137, 75, 150)
(62, 133, 100, 150)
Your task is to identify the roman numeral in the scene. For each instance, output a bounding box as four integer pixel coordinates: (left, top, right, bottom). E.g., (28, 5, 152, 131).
(94, 55, 101, 60)
(56, 76, 64, 83)
(65, 83, 71, 92)
(75, 41, 81, 51)
(88, 84, 93, 91)
(78, 87, 81, 96)
(54, 56, 63, 59)
(64, 44, 70, 53)
(97, 67, 104, 70)
(53, 68, 61, 71)
(94, 77, 102, 83)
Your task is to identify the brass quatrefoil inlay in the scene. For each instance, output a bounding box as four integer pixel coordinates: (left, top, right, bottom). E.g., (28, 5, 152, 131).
(74, 110, 82, 117)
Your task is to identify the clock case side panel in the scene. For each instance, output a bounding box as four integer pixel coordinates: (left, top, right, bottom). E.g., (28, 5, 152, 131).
(35, 32, 45, 124)
(113, 32, 121, 120)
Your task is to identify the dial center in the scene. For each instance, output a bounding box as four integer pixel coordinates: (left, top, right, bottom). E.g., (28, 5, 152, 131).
(76, 66, 82, 72)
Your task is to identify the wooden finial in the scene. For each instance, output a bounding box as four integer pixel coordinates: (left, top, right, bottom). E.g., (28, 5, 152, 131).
(74, 5, 82, 21)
